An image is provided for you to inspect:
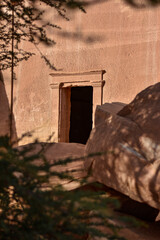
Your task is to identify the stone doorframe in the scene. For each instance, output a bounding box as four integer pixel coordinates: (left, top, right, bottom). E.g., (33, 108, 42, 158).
(49, 70, 106, 142)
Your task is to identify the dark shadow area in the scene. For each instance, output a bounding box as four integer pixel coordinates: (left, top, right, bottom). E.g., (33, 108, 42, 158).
(57, 30, 103, 44)
(85, 0, 160, 8)
(122, 0, 160, 8)
(69, 86, 93, 144)
(75, 182, 159, 222)
(0, 71, 17, 142)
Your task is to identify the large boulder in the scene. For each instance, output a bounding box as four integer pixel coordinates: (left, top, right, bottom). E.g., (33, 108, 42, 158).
(84, 83, 160, 210)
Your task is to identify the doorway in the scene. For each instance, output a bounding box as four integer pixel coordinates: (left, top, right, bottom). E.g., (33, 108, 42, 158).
(69, 86, 93, 144)
(50, 70, 105, 143)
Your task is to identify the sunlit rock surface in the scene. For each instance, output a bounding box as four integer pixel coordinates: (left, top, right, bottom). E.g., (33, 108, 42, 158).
(2, 1, 160, 144)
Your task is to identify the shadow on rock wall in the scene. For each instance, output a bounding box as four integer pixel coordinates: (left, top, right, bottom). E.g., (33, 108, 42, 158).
(0, 71, 17, 142)
(84, 83, 160, 215)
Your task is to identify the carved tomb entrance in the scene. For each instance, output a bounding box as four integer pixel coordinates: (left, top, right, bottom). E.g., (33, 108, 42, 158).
(49, 71, 105, 143)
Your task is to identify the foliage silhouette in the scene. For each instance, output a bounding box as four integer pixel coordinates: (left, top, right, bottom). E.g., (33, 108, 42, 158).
(124, 0, 160, 8)
(0, 135, 132, 240)
(0, 0, 87, 71)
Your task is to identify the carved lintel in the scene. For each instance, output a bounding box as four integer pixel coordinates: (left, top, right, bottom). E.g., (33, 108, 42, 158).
(91, 80, 105, 87)
(49, 70, 106, 85)
(50, 83, 60, 89)
(54, 80, 106, 89)
(61, 81, 91, 88)
(50, 70, 106, 78)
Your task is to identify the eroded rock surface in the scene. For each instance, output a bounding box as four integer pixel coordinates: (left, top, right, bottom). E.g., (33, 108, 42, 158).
(84, 83, 160, 210)
(0, 75, 10, 138)
(18, 142, 87, 190)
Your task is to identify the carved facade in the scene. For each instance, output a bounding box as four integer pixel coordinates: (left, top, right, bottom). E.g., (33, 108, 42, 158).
(1, 1, 160, 144)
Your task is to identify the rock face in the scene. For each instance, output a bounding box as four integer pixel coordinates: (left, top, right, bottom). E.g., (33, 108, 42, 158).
(0, 73, 17, 142)
(84, 83, 160, 210)
(0, 75, 10, 137)
(18, 142, 87, 190)
(95, 102, 126, 127)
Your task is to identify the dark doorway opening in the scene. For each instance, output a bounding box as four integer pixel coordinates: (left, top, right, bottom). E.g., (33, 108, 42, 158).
(69, 86, 93, 144)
